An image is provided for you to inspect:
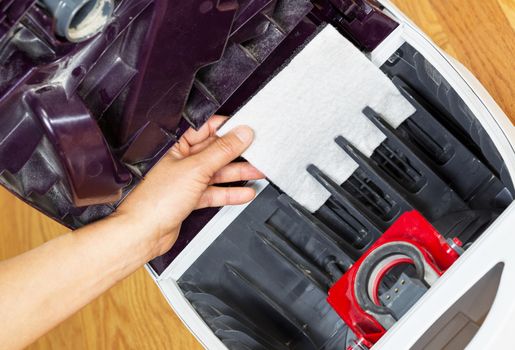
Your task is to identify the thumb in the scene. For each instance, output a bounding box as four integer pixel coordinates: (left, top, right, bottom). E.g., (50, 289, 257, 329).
(191, 125, 254, 176)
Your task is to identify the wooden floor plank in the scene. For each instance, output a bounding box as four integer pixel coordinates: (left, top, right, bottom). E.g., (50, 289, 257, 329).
(390, 0, 459, 57)
(498, 0, 515, 31)
(393, 0, 515, 120)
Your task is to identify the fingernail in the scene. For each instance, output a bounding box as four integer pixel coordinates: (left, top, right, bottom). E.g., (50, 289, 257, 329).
(233, 126, 254, 143)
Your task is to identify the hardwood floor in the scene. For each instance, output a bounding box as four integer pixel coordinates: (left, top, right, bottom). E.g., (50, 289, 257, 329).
(0, 1, 512, 349)
(391, 0, 514, 121)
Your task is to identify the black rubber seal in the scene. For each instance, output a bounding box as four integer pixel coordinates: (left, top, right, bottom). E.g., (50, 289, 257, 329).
(354, 242, 425, 319)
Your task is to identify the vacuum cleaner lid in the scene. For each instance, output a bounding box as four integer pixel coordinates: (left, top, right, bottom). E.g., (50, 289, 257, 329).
(0, 0, 397, 228)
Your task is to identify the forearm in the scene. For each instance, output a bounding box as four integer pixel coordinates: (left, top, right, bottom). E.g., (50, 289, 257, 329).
(0, 213, 152, 350)
(0, 118, 257, 349)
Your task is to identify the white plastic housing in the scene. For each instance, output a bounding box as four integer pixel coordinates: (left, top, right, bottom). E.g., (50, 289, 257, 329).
(147, 2, 515, 349)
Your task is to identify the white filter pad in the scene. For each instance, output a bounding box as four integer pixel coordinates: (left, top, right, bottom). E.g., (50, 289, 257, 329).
(218, 26, 416, 212)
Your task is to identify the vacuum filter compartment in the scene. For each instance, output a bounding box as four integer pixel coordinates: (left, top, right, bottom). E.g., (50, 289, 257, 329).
(158, 34, 514, 350)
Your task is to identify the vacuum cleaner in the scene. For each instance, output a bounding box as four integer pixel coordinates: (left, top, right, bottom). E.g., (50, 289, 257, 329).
(0, 1, 513, 349)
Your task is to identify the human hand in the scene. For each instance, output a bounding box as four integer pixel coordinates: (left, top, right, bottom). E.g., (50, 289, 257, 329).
(116, 116, 264, 260)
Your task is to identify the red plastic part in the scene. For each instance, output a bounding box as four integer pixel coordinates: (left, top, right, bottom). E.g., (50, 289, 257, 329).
(453, 237, 464, 247)
(327, 211, 460, 346)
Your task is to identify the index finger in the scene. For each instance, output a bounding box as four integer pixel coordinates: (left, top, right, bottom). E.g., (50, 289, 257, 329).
(180, 115, 228, 147)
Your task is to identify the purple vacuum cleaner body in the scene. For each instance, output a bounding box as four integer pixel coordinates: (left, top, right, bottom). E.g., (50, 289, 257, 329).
(0, 0, 396, 263)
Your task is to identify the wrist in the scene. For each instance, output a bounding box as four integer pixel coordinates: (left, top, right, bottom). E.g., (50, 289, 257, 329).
(106, 211, 158, 264)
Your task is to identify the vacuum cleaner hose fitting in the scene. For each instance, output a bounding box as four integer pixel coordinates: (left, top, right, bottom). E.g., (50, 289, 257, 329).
(40, 0, 114, 42)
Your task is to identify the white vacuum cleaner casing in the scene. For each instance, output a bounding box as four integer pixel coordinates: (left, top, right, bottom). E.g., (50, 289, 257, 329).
(147, 2, 515, 349)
